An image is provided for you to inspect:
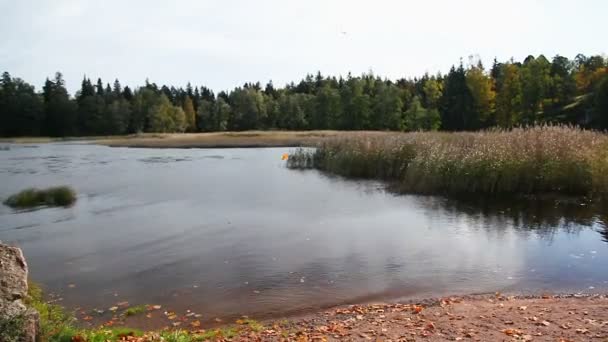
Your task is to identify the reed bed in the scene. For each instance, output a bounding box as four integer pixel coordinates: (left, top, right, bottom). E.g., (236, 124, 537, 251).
(287, 126, 608, 197)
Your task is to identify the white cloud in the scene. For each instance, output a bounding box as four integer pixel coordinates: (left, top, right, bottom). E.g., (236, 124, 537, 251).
(1, 0, 606, 93)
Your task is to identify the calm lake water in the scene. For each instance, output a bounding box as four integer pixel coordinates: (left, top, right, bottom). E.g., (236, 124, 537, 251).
(1, 143, 607, 321)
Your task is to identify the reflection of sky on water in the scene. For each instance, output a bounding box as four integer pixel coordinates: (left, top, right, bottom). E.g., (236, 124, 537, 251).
(1, 143, 607, 319)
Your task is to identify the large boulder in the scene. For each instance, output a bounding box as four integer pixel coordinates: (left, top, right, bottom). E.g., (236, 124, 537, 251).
(0, 243, 39, 342)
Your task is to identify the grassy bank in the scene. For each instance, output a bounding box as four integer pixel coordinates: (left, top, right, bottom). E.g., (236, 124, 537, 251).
(3, 186, 76, 209)
(287, 126, 608, 198)
(19, 284, 608, 341)
(97, 131, 391, 148)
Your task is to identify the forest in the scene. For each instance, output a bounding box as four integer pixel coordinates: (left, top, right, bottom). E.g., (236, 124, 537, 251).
(1, 54, 607, 137)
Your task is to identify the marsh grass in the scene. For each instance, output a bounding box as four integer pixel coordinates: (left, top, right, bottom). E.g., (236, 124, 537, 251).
(123, 305, 147, 317)
(3, 186, 76, 208)
(287, 126, 608, 197)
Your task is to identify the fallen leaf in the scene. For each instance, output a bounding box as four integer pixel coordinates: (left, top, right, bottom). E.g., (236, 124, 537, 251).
(518, 306, 527, 311)
(82, 316, 92, 321)
(109, 306, 118, 312)
(172, 322, 182, 327)
(152, 305, 161, 310)
(190, 320, 201, 327)
(502, 329, 522, 336)
(145, 313, 152, 319)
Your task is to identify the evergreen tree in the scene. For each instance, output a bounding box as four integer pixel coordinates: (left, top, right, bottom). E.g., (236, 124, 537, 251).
(196, 99, 214, 131)
(96, 78, 104, 96)
(43, 72, 77, 136)
(594, 75, 608, 129)
(441, 64, 475, 130)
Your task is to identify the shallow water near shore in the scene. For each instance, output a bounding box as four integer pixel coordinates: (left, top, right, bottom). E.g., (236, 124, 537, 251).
(1, 143, 608, 322)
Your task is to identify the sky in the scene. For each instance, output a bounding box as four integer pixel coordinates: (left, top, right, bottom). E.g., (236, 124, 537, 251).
(1, 0, 607, 94)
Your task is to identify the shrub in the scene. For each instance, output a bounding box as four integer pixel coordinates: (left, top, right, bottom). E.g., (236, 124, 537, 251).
(3, 186, 76, 208)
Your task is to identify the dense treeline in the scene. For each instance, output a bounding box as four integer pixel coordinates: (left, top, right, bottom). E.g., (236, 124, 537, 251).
(1, 54, 607, 137)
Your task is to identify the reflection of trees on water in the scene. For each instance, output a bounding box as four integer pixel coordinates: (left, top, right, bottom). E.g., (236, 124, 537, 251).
(415, 195, 608, 242)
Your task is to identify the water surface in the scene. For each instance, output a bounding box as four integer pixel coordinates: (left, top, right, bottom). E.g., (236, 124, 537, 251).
(1, 143, 607, 320)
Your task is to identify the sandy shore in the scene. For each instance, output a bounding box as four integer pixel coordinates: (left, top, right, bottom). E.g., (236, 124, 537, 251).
(95, 131, 395, 148)
(76, 293, 608, 341)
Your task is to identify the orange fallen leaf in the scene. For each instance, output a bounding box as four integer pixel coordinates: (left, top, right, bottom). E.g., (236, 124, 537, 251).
(190, 320, 201, 327)
(502, 328, 522, 336)
(82, 316, 93, 321)
(412, 305, 423, 314)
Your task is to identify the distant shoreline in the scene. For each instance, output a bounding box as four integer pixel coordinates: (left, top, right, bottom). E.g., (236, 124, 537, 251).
(1, 131, 392, 148)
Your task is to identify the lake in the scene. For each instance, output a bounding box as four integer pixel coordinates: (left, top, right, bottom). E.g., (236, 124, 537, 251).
(1, 143, 607, 322)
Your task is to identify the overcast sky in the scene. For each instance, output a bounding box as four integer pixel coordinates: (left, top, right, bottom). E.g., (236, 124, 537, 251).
(1, 0, 606, 94)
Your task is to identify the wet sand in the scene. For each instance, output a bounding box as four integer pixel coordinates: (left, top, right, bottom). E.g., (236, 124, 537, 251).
(76, 293, 608, 341)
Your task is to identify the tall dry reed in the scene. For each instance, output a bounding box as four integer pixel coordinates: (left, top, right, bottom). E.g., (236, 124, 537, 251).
(287, 126, 608, 197)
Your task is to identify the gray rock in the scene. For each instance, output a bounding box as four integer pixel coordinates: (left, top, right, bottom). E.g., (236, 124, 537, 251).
(0, 243, 39, 342)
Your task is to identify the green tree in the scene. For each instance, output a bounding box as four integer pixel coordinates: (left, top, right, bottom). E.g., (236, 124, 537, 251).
(0, 72, 45, 136)
(520, 55, 552, 124)
(548, 55, 576, 107)
(466, 62, 496, 126)
(315, 84, 342, 129)
(594, 75, 608, 129)
(495, 63, 523, 128)
(131, 88, 159, 133)
(277, 93, 310, 129)
(371, 82, 403, 130)
(229, 88, 266, 130)
(78, 95, 106, 134)
(404, 96, 440, 131)
(106, 99, 131, 134)
(42, 72, 77, 136)
(213, 97, 231, 131)
(196, 99, 213, 131)
(148, 94, 186, 132)
(422, 77, 442, 110)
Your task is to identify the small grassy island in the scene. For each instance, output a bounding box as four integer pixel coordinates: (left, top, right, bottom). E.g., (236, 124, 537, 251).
(3, 186, 77, 209)
(287, 126, 608, 199)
